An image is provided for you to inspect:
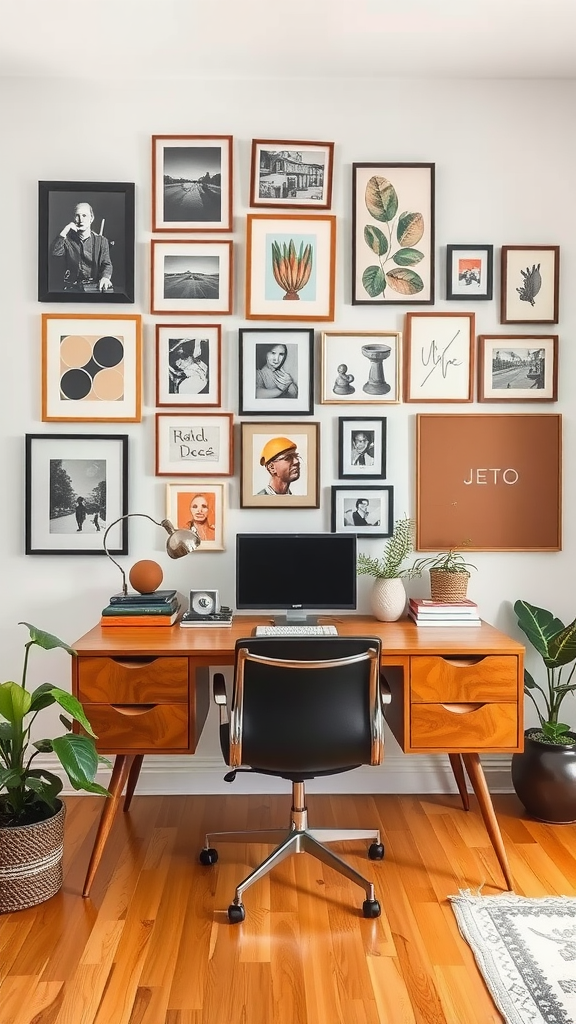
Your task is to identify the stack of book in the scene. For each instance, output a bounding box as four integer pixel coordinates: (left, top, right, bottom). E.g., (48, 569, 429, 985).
(100, 589, 184, 627)
(408, 598, 481, 627)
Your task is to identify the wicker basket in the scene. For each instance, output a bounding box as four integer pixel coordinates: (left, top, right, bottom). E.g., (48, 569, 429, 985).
(429, 569, 470, 603)
(0, 800, 65, 913)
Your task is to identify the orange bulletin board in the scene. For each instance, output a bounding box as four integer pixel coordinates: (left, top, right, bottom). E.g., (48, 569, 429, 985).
(416, 413, 562, 551)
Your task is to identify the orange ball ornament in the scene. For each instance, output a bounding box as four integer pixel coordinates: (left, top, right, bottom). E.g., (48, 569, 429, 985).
(129, 559, 164, 594)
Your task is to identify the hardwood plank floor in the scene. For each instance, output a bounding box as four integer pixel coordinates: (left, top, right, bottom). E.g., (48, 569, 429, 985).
(1, 793, 575, 1024)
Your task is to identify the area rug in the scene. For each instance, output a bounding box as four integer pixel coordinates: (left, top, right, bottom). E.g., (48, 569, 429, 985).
(448, 891, 576, 1024)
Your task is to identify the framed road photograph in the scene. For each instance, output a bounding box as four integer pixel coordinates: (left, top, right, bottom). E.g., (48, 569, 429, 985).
(38, 181, 135, 303)
(501, 245, 560, 324)
(151, 239, 233, 315)
(320, 331, 401, 404)
(478, 335, 558, 402)
(156, 324, 221, 407)
(446, 244, 493, 300)
(352, 163, 435, 305)
(405, 312, 475, 403)
(250, 139, 334, 209)
(330, 485, 394, 538)
(42, 313, 142, 422)
(166, 482, 225, 551)
(238, 328, 314, 415)
(155, 412, 233, 476)
(338, 417, 387, 480)
(240, 421, 320, 508)
(25, 433, 128, 555)
(246, 214, 336, 321)
(152, 135, 233, 232)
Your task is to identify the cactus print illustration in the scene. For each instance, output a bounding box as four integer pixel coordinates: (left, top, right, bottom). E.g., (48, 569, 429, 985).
(517, 263, 542, 307)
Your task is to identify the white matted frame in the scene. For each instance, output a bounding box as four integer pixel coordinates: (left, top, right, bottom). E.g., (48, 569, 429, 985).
(501, 245, 559, 325)
(152, 135, 233, 232)
(478, 335, 558, 403)
(250, 139, 334, 210)
(330, 485, 394, 537)
(238, 328, 314, 415)
(246, 214, 336, 321)
(321, 331, 401, 404)
(166, 482, 225, 551)
(240, 421, 320, 508)
(155, 412, 233, 477)
(151, 239, 233, 315)
(405, 312, 475, 403)
(156, 324, 221, 407)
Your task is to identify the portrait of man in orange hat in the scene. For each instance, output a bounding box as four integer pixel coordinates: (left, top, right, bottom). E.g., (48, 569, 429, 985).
(257, 435, 301, 495)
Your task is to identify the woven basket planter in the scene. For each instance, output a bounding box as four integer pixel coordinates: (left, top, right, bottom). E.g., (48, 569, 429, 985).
(429, 569, 470, 603)
(0, 800, 65, 913)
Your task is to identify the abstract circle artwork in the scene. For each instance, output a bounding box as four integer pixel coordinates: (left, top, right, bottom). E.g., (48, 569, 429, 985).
(59, 333, 125, 402)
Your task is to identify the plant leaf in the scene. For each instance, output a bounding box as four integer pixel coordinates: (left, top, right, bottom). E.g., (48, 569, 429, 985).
(363, 225, 388, 256)
(29, 682, 57, 712)
(49, 688, 98, 737)
(524, 669, 539, 690)
(19, 623, 76, 656)
(26, 769, 63, 807)
(513, 600, 565, 660)
(393, 247, 424, 267)
(397, 212, 424, 246)
(33, 738, 54, 753)
(362, 265, 385, 298)
(0, 767, 24, 789)
(0, 681, 31, 726)
(51, 734, 109, 795)
(386, 268, 424, 295)
(365, 177, 398, 222)
(547, 618, 576, 667)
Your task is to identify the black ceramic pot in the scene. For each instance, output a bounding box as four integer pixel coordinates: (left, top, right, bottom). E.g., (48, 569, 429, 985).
(511, 730, 576, 823)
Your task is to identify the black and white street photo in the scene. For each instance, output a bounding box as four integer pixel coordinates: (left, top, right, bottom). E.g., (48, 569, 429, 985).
(163, 145, 222, 223)
(490, 347, 545, 390)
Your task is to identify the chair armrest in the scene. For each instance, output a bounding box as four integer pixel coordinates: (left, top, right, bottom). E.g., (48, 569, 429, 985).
(379, 672, 392, 706)
(213, 672, 229, 725)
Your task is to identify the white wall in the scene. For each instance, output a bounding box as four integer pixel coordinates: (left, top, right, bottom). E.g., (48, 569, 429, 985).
(1, 75, 574, 794)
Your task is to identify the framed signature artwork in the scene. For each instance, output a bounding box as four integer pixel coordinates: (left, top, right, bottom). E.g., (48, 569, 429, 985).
(405, 312, 475, 403)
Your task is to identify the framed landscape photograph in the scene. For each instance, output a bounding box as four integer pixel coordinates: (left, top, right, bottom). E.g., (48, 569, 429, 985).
(338, 417, 387, 480)
(246, 213, 336, 321)
(240, 421, 320, 508)
(156, 324, 221, 407)
(38, 181, 135, 303)
(155, 413, 233, 476)
(405, 312, 475, 402)
(151, 239, 233, 315)
(330, 485, 394, 538)
(501, 245, 560, 324)
(25, 433, 128, 555)
(238, 328, 313, 415)
(446, 244, 493, 300)
(152, 135, 233, 232)
(352, 163, 435, 305)
(320, 331, 401, 404)
(166, 482, 225, 551)
(250, 139, 334, 209)
(42, 313, 142, 422)
(478, 335, 558, 403)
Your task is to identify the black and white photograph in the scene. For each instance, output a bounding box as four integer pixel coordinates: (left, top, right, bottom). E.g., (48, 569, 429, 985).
(250, 139, 334, 209)
(38, 181, 135, 303)
(151, 240, 233, 315)
(321, 331, 401, 404)
(331, 485, 394, 537)
(501, 245, 560, 324)
(25, 433, 128, 555)
(156, 324, 221, 407)
(238, 328, 314, 415)
(478, 335, 558, 402)
(338, 417, 387, 479)
(152, 135, 233, 231)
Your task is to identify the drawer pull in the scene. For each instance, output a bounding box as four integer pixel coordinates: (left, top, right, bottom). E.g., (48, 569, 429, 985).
(109, 658, 158, 669)
(109, 704, 157, 716)
(441, 657, 485, 668)
(440, 703, 485, 715)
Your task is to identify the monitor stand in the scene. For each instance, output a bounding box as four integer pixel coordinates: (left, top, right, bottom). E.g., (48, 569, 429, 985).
(274, 611, 318, 625)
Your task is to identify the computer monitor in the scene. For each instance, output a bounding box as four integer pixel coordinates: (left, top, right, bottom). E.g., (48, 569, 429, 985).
(235, 533, 357, 624)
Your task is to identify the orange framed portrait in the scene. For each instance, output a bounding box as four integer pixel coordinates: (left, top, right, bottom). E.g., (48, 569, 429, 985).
(166, 482, 225, 551)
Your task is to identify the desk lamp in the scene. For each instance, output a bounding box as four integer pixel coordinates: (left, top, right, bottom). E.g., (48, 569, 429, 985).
(102, 513, 200, 596)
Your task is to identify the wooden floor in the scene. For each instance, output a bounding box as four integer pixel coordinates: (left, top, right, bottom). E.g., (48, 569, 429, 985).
(1, 792, 576, 1024)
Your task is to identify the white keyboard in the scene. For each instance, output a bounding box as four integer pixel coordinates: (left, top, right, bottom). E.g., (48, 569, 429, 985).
(254, 624, 339, 637)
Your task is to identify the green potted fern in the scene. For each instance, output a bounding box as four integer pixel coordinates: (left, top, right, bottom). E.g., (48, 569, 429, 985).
(357, 516, 420, 621)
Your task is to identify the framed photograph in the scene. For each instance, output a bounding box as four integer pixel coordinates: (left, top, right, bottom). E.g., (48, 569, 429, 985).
(152, 135, 233, 232)
(320, 331, 401, 404)
(330, 486, 394, 537)
(38, 181, 135, 303)
(405, 312, 475, 403)
(41, 313, 142, 423)
(25, 433, 128, 555)
(478, 335, 558, 403)
(151, 240, 233, 316)
(155, 412, 233, 476)
(238, 328, 313, 415)
(338, 417, 386, 480)
(240, 421, 320, 508)
(156, 324, 221, 408)
(165, 482, 225, 551)
(501, 245, 560, 324)
(352, 163, 435, 305)
(250, 139, 334, 209)
(246, 214, 336, 321)
(446, 244, 493, 300)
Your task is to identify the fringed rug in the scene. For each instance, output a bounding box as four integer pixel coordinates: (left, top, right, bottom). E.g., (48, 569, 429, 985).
(449, 891, 576, 1024)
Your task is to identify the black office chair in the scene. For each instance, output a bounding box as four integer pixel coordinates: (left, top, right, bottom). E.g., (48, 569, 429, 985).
(199, 636, 391, 923)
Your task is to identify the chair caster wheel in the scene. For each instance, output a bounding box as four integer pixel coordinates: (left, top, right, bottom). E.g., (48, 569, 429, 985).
(228, 903, 246, 924)
(199, 847, 218, 866)
(362, 898, 381, 918)
(368, 842, 385, 860)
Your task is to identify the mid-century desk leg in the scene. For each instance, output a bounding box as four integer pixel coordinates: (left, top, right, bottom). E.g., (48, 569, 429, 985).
(123, 755, 144, 812)
(462, 753, 514, 891)
(82, 753, 135, 897)
(448, 753, 470, 811)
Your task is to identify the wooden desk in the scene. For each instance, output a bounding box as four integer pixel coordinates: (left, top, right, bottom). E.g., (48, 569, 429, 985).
(72, 616, 524, 895)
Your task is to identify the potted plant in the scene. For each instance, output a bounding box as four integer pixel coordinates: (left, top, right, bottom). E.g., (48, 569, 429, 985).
(511, 600, 576, 824)
(0, 623, 109, 913)
(357, 516, 420, 621)
(410, 546, 477, 603)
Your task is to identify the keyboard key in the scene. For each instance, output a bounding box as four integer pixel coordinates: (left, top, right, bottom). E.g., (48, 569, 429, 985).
(254, 625, 339, 637)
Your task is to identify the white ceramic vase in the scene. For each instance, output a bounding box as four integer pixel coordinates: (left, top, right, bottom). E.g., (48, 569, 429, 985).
(370, 578, 407, 622)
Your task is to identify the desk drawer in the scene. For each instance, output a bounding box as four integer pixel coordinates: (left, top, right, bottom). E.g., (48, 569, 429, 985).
(84, 702, 189, 752)
(411, 702, 518, 750)
(77, 657, 189, 704)
(410, 655, 518, 703)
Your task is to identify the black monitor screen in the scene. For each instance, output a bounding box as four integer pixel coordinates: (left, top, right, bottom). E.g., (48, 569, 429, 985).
(236, 533, 357, 612)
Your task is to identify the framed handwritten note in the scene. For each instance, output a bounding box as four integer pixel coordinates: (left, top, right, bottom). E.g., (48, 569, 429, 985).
(155, 413, 233, 476)
(405, 312, 474, 402)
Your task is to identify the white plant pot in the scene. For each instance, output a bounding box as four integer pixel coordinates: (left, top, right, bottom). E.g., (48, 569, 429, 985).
(370, 578, 407, 622)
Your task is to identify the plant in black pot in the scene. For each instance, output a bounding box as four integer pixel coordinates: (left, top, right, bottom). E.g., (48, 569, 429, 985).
(511, 600, 576, 824)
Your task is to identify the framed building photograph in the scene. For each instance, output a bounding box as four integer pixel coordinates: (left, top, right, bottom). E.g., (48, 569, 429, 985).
(352, 163, 435, 305)
(166, 482, 225, 551)
(446, 244, 493, 300)
(320, 331, 401, 404)
(152, 135, 233, 232)
(478, 335, 558, 403)
(501, 245, 560, 324)
(38, 181, 135, 303)
(155, 412, 233, 476)
(156, 324, 221, 407)
(151, 239, 233, 315)
(330, 485, 394, 537)
(240, 421, 320, 508)
(250, 139, 334, 209)
(42, 313, 142, 423)
(25, 433, 128, 555)
(338, 417, 387, 480)
(405, 312, 475, 403)
(238, 328, 313, 415)
(246, 213, 336, 321)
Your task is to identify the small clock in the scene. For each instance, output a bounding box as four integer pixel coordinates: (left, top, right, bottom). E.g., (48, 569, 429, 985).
(188, 590, 221, 619)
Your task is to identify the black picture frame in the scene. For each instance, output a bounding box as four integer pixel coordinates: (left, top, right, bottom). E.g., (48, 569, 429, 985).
(338, 417, 387, 479)
(446, 244, 493, 300)
(238, 328, 314, 416)
(38, 181, 135, 303)
(25, 433, 128, 555)
(330, 485, 394, 537)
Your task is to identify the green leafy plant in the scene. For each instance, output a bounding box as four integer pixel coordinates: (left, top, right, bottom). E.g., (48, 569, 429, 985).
(357, 516, 421, 580)
(362, 176, 425, 299)
(0, 623, 109, 828)
(514, 600, 576, 746)
(410, 547, 477, 576)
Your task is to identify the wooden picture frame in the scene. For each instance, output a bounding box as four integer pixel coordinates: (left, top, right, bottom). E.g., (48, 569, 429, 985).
(478, 335, 558, 402)
(405, 312, 475, 403)
(151, 239, 233, 315)
(238, 328, 314, 415)
(446, 244, 493, 300)
(240, 421, 320, 508)
(330, 485, 394, 537)
(166, 482, 225, 551)
(250, 139, 334, 209)
(320, 331, 401, 405)
(155, 324, 221, 408)
(155, 412, 234, 477)
(152, 135, 233, 232)
(500, 245, 560, 324)
(338, 417, 387, 480)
